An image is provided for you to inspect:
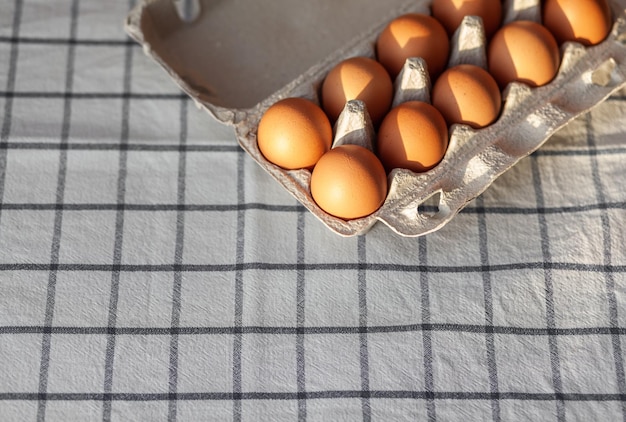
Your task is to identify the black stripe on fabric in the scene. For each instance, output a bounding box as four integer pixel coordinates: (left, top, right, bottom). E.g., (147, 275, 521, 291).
(36, 2, 79, 420)
(471, 202, 626, 215)
(0, 91, 186, 100)
(534, 147, 626, 157)
(296, 210, 307, 421)
(1, 143, 240, 152)
(357, 235, 371, 422)
(585, 114, 626, 421)
(0, 203, 304, 212)
(531, 156, 566, 421)
(0, 203, 300, 212)
(419, 237, 436, 421)
(1, 201, 625, 215)
(102, 2, 135, 418)
(0, 0, 23, 249)
(167, 92, 188, 422)
(1, 262, 624, 273)
(0, 142, 240, 152)
(232, 145, 246, 422)
(1, 391, 625, 402)
(476, 196, 501, 422)
(0, 35, 134, 46)
(1, 324, 625, 336)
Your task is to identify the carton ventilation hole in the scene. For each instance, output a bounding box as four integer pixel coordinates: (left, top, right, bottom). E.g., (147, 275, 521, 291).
(174, 0, 200, 23)
(417, 191, 442, 218)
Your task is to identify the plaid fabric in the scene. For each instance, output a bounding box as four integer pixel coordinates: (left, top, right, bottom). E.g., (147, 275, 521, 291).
(1, 1, 625, 421)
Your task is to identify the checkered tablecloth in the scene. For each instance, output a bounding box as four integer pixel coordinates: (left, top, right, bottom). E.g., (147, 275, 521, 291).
(1, 1, 626, 421)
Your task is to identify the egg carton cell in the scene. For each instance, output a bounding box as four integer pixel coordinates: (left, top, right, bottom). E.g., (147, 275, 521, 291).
(126, 0, 626, 237)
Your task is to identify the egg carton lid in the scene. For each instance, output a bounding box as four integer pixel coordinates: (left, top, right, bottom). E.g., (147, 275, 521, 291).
(125, 0, 626, 237)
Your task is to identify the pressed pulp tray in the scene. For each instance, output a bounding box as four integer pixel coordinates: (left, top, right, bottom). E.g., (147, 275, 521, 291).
(126, 0, 626, 236)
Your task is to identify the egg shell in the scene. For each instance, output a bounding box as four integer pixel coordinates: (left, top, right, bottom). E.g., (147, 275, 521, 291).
(432, 64, 502, 128)
(377, 101, 449, 173)
(376, 13, 450, 79)
(543, 0, 613, 46)
(257, 97, 332, 170)
(431, 0, 503, 38)
(488, 20, 561, 89)
(321, 56, 393, 125)
(310, 144, 388, 220)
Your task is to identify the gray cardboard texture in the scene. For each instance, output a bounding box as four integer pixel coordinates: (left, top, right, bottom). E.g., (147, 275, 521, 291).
(128, 0, 415, 109)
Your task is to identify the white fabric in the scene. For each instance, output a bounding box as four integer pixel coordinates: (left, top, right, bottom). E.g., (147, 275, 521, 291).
(1, 1, 625, 421)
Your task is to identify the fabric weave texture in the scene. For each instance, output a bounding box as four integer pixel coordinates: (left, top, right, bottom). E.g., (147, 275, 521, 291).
(0, 1, 625, 421)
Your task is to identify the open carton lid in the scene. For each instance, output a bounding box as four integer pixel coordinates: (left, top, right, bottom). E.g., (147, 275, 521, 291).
(125, 0, 419, 124)
(126, 0, 626, 237)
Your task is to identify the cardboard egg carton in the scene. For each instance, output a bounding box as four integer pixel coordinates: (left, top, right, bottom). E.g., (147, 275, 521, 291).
(126, 0, 626, 237)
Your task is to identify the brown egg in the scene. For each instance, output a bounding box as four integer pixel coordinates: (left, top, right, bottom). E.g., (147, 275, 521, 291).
(431, 0, 503, 38)
(377, 101, 449, 173)
(543, 0, 612, 46)
(488, 21, 560, 89)
(432, 64, 501, 128)
(257, 97, 332, 170)
(310, 144, 388, 220)
(376, 13, 450, 80)
(321, 56, 393, 125)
